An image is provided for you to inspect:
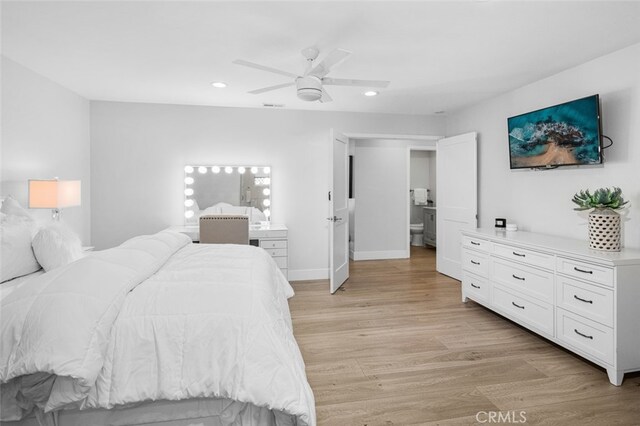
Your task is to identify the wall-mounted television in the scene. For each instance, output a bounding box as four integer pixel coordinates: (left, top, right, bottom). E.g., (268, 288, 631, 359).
(508, 94, 602, 169)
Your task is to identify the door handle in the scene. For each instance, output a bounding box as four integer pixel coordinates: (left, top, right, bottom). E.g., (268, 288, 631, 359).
(326, 216, 343, 222)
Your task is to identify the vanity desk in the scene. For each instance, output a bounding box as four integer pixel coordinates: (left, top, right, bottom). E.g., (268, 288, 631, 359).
(169, 223, 289, 279)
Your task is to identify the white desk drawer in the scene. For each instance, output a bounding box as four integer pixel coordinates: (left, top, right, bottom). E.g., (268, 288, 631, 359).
(492, 285, 554, 336)
(273, 256, 288, 269)
(260, 240, 287, 249)
(462, 249, 489, 278)
(492, 258, 554, 303)
(493, 243, 554, 271)
(462, 236, 491, 253)
(462, 271, 490, 303)
(556, 276, 614, 327)
(557, 257, 614, 287)
(556, 308, 614, 364)
(264, 248, 287, 257)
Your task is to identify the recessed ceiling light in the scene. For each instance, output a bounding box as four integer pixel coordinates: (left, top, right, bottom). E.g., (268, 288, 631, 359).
(364, 91, 378, 97)
(211, 81, 227, 88)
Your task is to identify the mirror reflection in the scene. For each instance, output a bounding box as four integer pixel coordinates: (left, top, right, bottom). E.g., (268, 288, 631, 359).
(184, 165, 271, 224)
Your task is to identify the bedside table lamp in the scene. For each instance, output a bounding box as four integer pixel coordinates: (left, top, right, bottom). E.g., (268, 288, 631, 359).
(28, 179, 81, 221)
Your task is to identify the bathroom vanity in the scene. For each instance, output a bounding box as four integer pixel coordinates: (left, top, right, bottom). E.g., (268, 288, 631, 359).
(423, 207, 436, 247)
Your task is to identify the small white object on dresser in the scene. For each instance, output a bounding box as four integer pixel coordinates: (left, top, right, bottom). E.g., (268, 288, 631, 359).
(168, 224, 289, 280)
(461, 228, 640, 386)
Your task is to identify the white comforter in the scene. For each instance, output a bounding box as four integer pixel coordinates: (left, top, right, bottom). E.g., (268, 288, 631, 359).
(0, 231, 315, 425)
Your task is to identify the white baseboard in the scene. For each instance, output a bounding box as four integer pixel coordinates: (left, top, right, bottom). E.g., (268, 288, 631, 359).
(352, 250, 409, 261)
(288, 268, 329, 281)
(349, 248, 355, 260)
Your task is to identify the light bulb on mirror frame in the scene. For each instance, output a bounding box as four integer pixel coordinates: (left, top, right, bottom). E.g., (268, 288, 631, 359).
(185, 210, 194, 218)
(212, 166, 220, 173)
(263, 167, 271, 174)
(184, 188, 194, 196)
(263, 199, 271, 207)
(263, 209, 271, 218)
(251, 167, 258, 174)
(238, 167, 246, 174)
(225, 166, 233, 174)
(184, 199, 194, 207)
(184, 166, 194, 174)
(263, 188, 270, 196)
(198, 166, 207, 174)
(184, 177, 194, 185)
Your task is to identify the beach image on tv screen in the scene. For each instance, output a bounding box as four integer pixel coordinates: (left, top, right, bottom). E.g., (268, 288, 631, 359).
(508, 96, 601, 168)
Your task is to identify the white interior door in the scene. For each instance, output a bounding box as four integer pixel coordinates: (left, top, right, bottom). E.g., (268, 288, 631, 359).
(436, 132, 477, 280)
(329, 130, 349, 293)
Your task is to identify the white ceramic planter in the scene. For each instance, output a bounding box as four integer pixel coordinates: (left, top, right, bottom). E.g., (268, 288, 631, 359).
(588, 208, 621, 251)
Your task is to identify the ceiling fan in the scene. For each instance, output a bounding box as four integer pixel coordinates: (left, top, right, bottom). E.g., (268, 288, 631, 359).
(233, 47, 390, 103)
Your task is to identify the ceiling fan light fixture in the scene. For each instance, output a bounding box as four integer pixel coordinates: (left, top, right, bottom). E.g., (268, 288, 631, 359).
(211, 81, 228, 88)
(296, 75, 323, 101)
(364, 91, 378, 97)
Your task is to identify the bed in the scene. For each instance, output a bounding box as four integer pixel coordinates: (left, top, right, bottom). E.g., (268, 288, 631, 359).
(0, 230, 315, 426)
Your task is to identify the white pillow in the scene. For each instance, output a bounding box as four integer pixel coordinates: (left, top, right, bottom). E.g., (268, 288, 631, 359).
(32, 223, 85, 272)
(1, 196, 35, 224)
(1, 214, 41, 282)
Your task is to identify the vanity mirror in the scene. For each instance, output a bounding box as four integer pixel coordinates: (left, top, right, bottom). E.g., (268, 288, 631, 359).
(183, 165, 271, 224)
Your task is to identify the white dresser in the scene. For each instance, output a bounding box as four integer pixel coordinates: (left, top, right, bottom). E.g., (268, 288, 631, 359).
(461, 228, 640, 386)
(168, 224, 289, 279)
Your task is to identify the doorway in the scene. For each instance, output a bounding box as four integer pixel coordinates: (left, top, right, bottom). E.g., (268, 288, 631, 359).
(408, 147, 436, 257)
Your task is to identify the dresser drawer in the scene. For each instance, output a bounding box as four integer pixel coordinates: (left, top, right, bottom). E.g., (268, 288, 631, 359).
(462, 236, 491, 253)
(556, 276, 614, 327)
(462, 249, 489, 278)
(556, 309, 614, 364)
(462, 271, 490, 303)
(272, 256, 288, 269)
(493, 243, 554, 271)
(260, 240, 287, 249)
(264, 248, 287, 257)
(557, 257, 614, 287)
(492, 258, 554, 303)
(492, 285, 554, 336)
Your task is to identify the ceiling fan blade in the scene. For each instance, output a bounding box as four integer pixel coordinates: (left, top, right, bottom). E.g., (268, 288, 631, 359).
(320, 88, 333, 103)
(248, 82, 295, 95)
(322, 78, 390, 88)
(308, 48, 352, 78)
(233, 59, 298, 79)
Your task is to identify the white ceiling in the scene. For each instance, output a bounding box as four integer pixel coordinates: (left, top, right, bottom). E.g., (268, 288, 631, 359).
(3, 1, 640, 115)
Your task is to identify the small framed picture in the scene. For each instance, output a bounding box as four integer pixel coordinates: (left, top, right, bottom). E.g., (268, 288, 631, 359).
(495, 218, 507, 228)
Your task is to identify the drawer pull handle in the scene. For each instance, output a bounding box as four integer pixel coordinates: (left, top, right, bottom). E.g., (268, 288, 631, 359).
(574, 329, 594, 340)
(512, 274, 525, 281)
(574, 267, 593, 274)
(512, 301, 525, 310)
(470, 241, 480, 246)
(471, 283, 481, 289)
(512, 251, 526, 257)
(573, 295, 593, 304)
(470, 260, 480, 265)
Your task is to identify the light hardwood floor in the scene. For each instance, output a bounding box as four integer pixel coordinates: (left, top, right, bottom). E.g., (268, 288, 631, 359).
(289, 246, 640, 426)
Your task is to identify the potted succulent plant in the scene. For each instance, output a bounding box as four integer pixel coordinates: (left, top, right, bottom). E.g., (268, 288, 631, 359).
(572, 187, 628, 251)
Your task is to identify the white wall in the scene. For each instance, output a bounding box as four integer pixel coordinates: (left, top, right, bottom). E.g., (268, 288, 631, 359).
(1, 57, 91, 243)
(90, 101, 445, 279)
(446, 42, 640, 248)
(353, 139, 436, 260)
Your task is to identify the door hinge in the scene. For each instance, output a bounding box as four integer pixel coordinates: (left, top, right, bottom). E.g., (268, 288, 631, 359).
(328, 191, 331, 201)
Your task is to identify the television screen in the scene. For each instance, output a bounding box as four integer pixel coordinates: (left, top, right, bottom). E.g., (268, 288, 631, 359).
(508, 95, 602, 169)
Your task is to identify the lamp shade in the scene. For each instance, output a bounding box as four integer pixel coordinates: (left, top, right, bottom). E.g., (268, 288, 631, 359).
(28, 180, 81, 209)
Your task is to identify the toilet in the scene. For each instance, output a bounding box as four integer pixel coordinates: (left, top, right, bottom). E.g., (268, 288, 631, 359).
(410, 223, 424, 246)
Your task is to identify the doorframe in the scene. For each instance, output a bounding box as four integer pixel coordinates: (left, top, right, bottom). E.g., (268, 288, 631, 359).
(340, 132, 442, 263)
(406, 145, 437, 253)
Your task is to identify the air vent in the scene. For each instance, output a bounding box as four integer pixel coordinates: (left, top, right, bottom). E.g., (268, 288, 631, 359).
(262, 103, 285, 108)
